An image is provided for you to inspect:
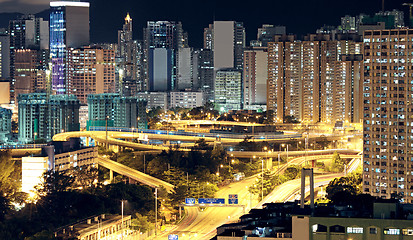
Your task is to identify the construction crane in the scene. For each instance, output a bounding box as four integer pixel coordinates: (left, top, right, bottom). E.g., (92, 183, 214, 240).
(403, 3, 413, 19)
(403, 3, 413, 25)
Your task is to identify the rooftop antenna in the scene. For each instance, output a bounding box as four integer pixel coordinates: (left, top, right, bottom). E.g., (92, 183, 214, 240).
(382, 0, 385, 12)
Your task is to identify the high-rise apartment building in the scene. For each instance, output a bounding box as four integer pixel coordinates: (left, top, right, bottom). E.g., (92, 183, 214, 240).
(362, 29, 413, 203)
(267, 34, 363, 124)
(66, 46, 116, 104)
(335, 54, 363, 124)
(243, 46, 267, 111)
(267, 35, 301, 122)
(13, 49, 49, 104)
(87, 93, 140, 129)
(50, 1, 90, 94)
(18, 93, 80, 143)
(14, 49, 39, 101)
(0, 107, 12, 143)
(256, 24, 286, 47)
(214, 69, 243, 112)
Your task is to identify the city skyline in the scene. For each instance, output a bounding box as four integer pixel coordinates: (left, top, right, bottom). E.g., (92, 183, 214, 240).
(0, 0, 406, 48)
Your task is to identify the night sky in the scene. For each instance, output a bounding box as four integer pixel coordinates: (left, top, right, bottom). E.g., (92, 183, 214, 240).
(0, 0, 409, 47)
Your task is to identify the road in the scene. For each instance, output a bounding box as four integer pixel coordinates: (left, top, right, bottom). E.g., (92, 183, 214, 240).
(97, 156, 174, 192)
(154, 175, 258, 240)
(53, 131, 359, 158)
(154, 154, 362, 239)
(230, 149, 360, 158)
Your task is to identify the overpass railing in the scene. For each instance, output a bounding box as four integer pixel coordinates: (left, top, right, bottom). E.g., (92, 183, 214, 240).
(89, 126, 302, 140)
(0, 144, 47, 149)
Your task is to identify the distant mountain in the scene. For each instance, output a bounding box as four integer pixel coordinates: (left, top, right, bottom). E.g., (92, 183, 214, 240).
(0, 9, 49, 31)
(0, 12, 24, 29)
(35, 9, 50, 21)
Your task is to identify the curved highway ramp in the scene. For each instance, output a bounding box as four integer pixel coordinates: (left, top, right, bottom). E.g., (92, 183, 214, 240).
(97, 156, 174, 192)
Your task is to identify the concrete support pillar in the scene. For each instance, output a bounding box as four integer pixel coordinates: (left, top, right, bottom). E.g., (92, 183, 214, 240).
(301, 171, 305, 208)
(301, 168, 314, 209)
(109, 170, 113, 183)
(309, 169, 314, 209)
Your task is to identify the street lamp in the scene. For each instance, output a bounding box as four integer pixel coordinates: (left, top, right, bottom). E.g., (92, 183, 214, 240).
(121, 199, 126, 239)
(261, 157, 264, 201)
(105, 116, 109, 149)
(278, 153, 281, 182)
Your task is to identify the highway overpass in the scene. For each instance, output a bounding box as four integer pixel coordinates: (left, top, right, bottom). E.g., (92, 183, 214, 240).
(97, 156, 174, 192)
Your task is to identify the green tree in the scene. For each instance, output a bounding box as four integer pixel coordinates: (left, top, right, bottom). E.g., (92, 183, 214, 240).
(315, 135, 331, 150)
(283, 165, 301, 181)
(0, 151, 25, 219)
(326, 172, 362, 203)
(248, 170, 273, 200)
(131, 213, 153, 233)
(193, 138, 211, 150)
(163, 167, 186, 186)
(72, 167, 99, 191)
(35, 170, 75, 196)
(24, 230, 54, 240)
(284, 115, 300, 123)
(168, 185, 190, 206)
(329, 151, 347, 172)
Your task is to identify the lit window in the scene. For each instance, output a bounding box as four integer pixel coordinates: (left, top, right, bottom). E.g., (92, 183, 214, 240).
(384, 228, 400, 235)
(347, 227, 363, 234)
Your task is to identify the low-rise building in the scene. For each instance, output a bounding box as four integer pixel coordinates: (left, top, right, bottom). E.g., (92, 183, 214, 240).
(54, 214, 134, 240)
(136, 92, 168, 110)
(217, 200, 413, 240)
(21, 138, 97, 193)
(170, 91, 203, 109)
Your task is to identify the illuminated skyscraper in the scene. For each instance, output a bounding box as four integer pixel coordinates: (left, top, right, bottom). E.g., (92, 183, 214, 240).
(66, 46, 116, 104)
(143, 21, 187, 91)
(362, 29, 413, 203)
(117, 13, 143, 95)
(203, 21, 245, 108)
(243, 46, 268, 111)
(49, 1, 90, 94)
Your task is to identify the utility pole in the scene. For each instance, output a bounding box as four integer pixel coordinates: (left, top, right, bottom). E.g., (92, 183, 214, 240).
(121, 200, 124, 240)
(155, 188, 158, 236)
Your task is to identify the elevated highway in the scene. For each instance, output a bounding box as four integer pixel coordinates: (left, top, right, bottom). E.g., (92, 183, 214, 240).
(97, 156, 174, 192)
